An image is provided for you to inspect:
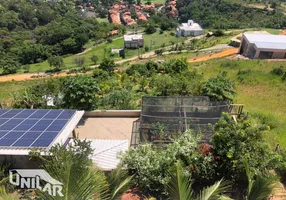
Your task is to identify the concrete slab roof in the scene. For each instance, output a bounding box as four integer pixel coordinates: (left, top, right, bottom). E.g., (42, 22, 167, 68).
(179, 23, 203, 31)
(244, 33, 286, 50)
(124, 35, 143, 41)
(75, 117, 138, 144)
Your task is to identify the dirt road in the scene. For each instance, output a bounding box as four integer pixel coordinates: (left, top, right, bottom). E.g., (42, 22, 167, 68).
(188, 48, 238, 63)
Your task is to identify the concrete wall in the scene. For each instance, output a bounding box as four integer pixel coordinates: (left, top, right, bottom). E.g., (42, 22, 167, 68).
(84, 110, 141, 117)
(124, 40, 144, 49)
(272, 52, 286, 59)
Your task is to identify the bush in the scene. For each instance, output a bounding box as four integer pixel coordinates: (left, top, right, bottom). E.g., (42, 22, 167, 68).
(99, 58, 116, 74)
(126, 64, 148, 76)
(145, 24, 156, 34)
(271, 66, 284, 76)
(202, 75, 236, 103)
(90, 54, 98, 65)
(212, 113, 281, 183)
(213, 30, 224, 36)
(121, 131, 208, 197)
(92, 69, 109, 81)
(107, 38, 113, 43)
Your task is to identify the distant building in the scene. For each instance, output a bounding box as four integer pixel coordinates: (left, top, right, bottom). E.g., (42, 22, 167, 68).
(124, 35, 144, 49)
(176, 20, 204, 37)
(239, 33, 286, 59)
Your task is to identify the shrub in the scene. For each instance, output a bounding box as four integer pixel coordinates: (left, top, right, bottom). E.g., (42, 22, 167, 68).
(126, 64, 148, 76)
(107, 38, 113, 43)
(121, 131, 208, 196)
(99, 58, 116, 74)
(202, 75, 236, 103)
(212, 113, 281, 183)
(90, 54, 98, 65)
(145, 24, 156, 34)
(271, 66, 284, 76)
(92, 69, 109, 81)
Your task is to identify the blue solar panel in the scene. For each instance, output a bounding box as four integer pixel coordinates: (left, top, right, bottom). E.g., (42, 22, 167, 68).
(0, 119, 9, 126)
(46, 120, 68, 131)
(44, 110, 63, 119)
(1, 110, 22, 118)
(14, 119, 39, 131)
(30, 120, 53, 131)
(57, 110, 75, 119)
(29, 110, 49, 118)
(0, 109, 76, 148)
(31, 138, 54, 147)
(15, 110, 36, 118)
(3, 131, 25, 139)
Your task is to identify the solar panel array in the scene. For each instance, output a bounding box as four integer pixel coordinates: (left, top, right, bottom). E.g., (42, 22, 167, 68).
(0, 109, 76, 148)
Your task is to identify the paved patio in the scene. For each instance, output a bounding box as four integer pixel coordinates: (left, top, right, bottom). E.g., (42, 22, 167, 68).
(75, 117, 138, 143)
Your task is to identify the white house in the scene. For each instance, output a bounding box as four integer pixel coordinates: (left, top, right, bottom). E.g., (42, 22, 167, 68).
(176, 20, 204, 37)
(124, 35, 144, 49)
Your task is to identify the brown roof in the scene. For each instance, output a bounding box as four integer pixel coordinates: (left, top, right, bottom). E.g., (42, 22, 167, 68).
(76, 117, 138, 143)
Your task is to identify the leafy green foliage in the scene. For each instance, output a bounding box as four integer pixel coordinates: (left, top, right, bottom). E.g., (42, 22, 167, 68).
(244, 160, 276, 200)
(48, 56, 65, 72)
(0, 0, 115, 74)
(99, 58, 116, 74)
(145, 24, 157, 34)
(12, 78, 63, 109)
(202, 75, 236, 103)
(212, 113, 281, 183)
(121, 131, 206, 196)
(90, 54, 98, 65)
(62, 75, 99, 110)
(177, 0, 286, 29)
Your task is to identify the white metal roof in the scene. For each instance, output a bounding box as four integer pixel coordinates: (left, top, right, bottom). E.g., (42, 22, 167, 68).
(124, 34, 143, 41)
(0, 111, 84, 155)
(89, 139, 128, 171)
(244, 33, 286, 50)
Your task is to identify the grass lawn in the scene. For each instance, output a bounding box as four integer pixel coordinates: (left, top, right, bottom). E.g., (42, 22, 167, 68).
(25, 31, 183, 73)
(193, 59, 286, 148)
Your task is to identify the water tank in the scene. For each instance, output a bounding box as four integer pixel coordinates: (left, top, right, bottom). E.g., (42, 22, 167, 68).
(187, 20, 194, 26)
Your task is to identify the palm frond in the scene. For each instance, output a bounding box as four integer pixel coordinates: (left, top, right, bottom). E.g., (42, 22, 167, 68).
(197, 179, 231, 200)
(106, 167, 133, 200)
(247, 176, 276, 200)
(167, 161, 193, 200)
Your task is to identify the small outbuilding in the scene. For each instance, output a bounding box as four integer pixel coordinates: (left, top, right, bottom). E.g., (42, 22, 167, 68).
(239, 33, 286, 59)
(176, 20, 204, 37)
(124, 35, 144, 49)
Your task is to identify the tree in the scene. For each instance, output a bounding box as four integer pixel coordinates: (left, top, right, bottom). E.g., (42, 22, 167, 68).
(47, 56, 65, 71)
(145, 24, 157, 34)
(73, 56, 86, 70)
(202, 75, 236, 103)
(92, 69, 109, 81)
(164, 58, 188, 74)
(90, 54, 98, 65)
(62, 75, 99, 110)
(99, 58, 116, 74)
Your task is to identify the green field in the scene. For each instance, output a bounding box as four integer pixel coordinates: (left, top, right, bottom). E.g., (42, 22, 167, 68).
(24, 31, 183, 73)
(193, 59, 286, 148)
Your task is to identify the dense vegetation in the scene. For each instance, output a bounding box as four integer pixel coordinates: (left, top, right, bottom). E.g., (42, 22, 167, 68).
(121, 114, 285, 199)
(177, 0, 286, 29)
(9, 58, 236, 110)
(0, 0, 123, 74)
